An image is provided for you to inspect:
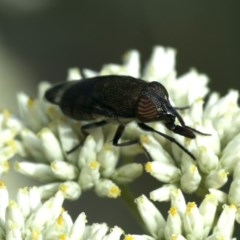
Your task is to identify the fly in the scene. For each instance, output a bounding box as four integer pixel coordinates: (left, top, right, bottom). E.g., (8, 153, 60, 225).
(45, 75, 209, 160)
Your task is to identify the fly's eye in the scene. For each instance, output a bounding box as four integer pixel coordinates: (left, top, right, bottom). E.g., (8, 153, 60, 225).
(136, 95, 158, 122)
(148, 81, 169, 99)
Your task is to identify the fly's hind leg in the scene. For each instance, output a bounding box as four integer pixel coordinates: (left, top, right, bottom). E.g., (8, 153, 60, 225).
(67, 120, 109, 154)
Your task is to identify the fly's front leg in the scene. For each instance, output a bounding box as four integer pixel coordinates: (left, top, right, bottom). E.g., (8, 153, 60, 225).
(113, 124, 139, 146)
(138, 122, 196, 160)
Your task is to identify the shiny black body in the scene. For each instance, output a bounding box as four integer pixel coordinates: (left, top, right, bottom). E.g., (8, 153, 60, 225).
(46, 76, 147, 120)
(45, 75, 209, 160)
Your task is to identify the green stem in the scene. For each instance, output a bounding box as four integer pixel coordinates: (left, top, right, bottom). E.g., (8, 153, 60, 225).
(120, 184, 147, 234)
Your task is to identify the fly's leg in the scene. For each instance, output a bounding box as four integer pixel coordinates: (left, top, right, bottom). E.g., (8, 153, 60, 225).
(112, 124, 139, 146)
(67, 120, 109, 154)
(138, 122, 196, 160)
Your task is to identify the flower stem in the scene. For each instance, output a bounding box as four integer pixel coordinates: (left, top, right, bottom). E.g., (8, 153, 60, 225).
(120, 184, 147, 233)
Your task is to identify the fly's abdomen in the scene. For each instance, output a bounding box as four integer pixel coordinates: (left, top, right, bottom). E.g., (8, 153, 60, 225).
(59, 85, 97, 120)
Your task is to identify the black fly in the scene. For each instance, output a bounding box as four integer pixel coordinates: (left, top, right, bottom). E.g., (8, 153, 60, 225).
(45, 75, 209, 160)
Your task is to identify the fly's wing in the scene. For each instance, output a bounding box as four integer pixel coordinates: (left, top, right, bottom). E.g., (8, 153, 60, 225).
(45, 81, 77, 105)
(93, 76, 146, 118)
(45, 78, 119, 120)
(45, 76, 147, 121)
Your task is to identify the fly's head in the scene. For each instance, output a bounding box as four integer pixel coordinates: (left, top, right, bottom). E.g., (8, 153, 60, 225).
(136, 81, 174, 122)
(136, 81, 196, 139)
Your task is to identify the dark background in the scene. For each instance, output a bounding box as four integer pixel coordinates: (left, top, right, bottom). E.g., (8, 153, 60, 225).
(0, 1, 239, 92)
(0, 0, 239, 235)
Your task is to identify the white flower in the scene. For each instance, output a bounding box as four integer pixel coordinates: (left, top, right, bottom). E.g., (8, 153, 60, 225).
(211, 204, 237, 239)
(124, 235, 155, 240)
(0, 181, 123, 240)
(164, 207, 182, 238)
(199, 193, 218, 237)
(134, 190, 236, 239)
(145, 160, 181, 183)
(183, 202, 204, 239)
(135, 195, 166, 239)
(0, 110, 23, 176)
(150, 184, 177, 202)
(3, 45, 240, 238)
(95, 179, 121, 198)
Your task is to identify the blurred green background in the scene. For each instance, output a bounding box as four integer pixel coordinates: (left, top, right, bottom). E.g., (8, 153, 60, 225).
(0, 0, 239, 234)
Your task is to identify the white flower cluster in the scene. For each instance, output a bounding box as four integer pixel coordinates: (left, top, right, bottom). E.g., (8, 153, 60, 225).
(130, 191, 237, 240)
(1, 46, 240, 239)
(0, 181, 124, 240)
(0, 110, 22, 175)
